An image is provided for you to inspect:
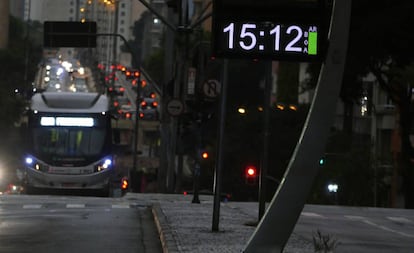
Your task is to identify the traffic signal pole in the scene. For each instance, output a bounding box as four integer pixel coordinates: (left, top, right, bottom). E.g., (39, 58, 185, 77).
(212, 59, 228, 231)
(258, 61, 272, 220)
(243, 0, 351, 252)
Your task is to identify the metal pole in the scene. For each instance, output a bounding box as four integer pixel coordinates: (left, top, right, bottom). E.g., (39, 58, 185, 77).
(212, 59, 228, 232)
(132, 74, 141, 192)
(112, 0, 119, 65)
(258, 61, 272, 220)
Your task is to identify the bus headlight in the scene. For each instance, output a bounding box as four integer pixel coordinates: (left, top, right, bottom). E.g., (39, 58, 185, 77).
(24, 156, 49, 172)
(25, 157, 34, 165)
(94, 157, 112, 172)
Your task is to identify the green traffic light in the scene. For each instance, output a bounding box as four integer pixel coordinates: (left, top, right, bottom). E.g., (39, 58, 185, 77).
(319, 158, 325, 166)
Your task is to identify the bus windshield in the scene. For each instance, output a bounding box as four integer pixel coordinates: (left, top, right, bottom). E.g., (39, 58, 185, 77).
(33, 127, 107, 158)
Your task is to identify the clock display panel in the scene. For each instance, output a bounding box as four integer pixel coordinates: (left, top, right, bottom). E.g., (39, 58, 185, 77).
(212, 0, 327, 61)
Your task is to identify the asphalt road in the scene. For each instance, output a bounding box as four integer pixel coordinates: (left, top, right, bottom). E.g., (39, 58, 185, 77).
(2, 193, 414, 252)
(0, 194, 162, 253)
(294, 204, 414, 252)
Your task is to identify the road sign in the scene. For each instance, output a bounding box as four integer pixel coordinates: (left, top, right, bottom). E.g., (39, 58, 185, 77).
(187, 67, 196, 95)
(166, 99, 184, 117)
(44, 21, 97, 48)
(203, 79, 221, 98)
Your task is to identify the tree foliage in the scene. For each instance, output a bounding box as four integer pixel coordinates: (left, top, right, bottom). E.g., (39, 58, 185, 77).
(0, 16, 42, 168)
(0, 16, 39, 131)
(342, 0, 414, 208)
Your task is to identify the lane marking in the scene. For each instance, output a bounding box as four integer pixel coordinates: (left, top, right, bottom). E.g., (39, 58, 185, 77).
(344, 215, 364, 220)
(112, 204, 130, 209)
(23, 204, 42, 209)
(66, 204, 85, 208)
(345, 215, 414, 238)
(387, 217, 412, 223)
(301, 212, 324, 218)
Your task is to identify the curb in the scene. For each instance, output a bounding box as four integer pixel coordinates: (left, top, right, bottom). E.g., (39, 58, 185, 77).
(152, 203, 180, 253)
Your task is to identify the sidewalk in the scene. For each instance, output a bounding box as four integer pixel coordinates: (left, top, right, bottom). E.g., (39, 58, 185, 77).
(125, 193, 313, 253)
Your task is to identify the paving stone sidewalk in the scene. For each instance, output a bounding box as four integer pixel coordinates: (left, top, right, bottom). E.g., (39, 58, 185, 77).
(126, 193, 314, 253)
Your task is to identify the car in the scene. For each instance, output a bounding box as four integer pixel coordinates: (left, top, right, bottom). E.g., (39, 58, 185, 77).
(108, 83, 125, 96)
(139, 97, 159, 120)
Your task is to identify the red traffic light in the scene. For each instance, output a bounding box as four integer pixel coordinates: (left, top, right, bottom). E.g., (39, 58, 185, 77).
(245, 166, 257, 177)
(245, 165, 257, 185)
(201, 151, 209, 159)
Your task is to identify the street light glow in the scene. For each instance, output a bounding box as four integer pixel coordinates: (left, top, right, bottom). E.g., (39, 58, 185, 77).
(327, 183, 338, 193)
(237, 107, 246, 114)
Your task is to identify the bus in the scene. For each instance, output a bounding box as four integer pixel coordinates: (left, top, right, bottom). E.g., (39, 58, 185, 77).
(21, 91, 118, 195)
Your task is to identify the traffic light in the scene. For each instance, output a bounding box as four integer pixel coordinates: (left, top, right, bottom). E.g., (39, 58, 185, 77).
(319, 157, 325, 166)
(201, 151, 209, 159)
(244, 165, 258, 185)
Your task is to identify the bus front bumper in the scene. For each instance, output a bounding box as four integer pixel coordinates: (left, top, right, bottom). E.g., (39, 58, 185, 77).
(23, 167, 114, 190)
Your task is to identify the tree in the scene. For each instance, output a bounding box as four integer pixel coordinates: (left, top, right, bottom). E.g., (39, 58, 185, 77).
(344, 0, 414, 208)
(0, 16, 42, 182)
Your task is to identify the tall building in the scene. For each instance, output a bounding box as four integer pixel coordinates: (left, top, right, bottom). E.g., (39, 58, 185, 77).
(9, 0, 25, 19)
(17, 0, 144, 68)
(28, 0, 73, 22)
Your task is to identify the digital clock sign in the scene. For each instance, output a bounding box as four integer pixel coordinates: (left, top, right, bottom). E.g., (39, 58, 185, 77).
(212, 0, 327, 61)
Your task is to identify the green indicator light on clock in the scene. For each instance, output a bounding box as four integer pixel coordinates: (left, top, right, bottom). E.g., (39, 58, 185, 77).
(308, 31, 318, 55)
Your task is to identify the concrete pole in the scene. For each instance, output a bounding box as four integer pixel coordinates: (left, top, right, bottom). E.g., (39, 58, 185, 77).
(0, 0, 9, 49)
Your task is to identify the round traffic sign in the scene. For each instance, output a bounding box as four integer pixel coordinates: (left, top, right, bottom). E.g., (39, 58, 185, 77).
(203, 79, 221, 98)
(166, 98, 184, 117)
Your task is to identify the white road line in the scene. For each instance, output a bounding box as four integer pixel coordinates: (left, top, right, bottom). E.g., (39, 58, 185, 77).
(387, 217, 412, 223)
(66, 204, 85, 208)
(112, 204, 130, 209)
(23, 204, 42, 209)
(344, 215, 364, 220)
(345, 215, 414, 238)
(301, 212, 324, 218)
